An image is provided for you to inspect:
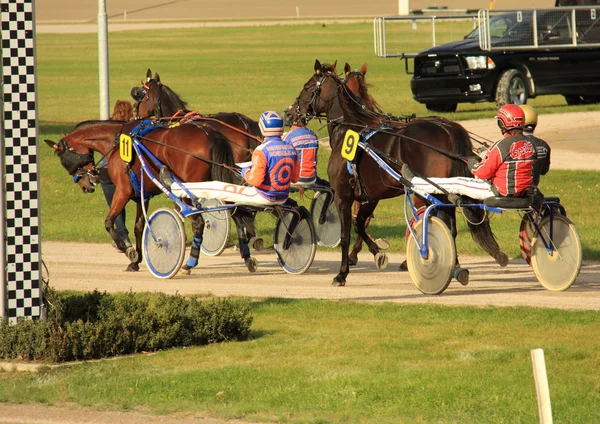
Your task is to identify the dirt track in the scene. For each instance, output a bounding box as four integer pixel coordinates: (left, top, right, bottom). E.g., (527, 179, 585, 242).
(40, 110, 600, 311)
(7, 5, 600, 424)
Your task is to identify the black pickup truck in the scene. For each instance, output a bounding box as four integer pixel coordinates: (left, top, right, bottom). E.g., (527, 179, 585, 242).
(409, 2, 600, 112)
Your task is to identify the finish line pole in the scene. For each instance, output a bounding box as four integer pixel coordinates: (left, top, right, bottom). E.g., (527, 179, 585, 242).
(98, 0, 110, 119)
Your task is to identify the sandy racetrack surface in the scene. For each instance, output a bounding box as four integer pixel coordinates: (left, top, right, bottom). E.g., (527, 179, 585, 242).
(4, 3, 600, 423)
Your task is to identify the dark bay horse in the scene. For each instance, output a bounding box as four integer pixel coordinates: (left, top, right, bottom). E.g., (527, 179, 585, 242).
(292, 60, 506, 286)
(131, 69, 261, 163)
(45, 120, 255, 272)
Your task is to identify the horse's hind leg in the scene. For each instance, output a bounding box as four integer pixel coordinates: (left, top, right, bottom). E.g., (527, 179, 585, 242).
(349, 201, 390, 266)
(180, 213, 206, 275)
(232, 210, 257, 272)
(245, 211, 264, 251)
(355, 202, 388, 270)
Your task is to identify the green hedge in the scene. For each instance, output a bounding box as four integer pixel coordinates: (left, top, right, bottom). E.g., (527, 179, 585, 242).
(0, 291, 253, 363)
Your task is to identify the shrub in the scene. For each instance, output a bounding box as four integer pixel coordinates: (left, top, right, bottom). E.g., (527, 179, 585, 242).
(0, 291, 252, 363)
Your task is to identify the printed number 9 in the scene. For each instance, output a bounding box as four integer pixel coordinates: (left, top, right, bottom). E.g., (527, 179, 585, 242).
(345, 134, 355, 155)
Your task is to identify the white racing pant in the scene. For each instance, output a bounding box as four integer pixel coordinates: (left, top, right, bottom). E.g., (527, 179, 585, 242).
(409, 176, 496, 200)
(170, 181, 286, 207)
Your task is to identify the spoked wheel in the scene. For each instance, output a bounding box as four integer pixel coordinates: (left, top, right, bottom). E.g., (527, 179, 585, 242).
(519, 214, 536, 266)
(406, 216, 456, 295)
(310, 191, 341, 248)
(199, 198, 230, 257)
(531, 215, 582, 291)
(274, 210, 317, 274)
(519, 206, 565, 266)
(143, 208, 186, 279)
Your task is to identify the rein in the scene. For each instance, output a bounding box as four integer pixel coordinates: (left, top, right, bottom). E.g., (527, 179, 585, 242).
(301, 70, 471, 164)
(135, 133, 242, 175)
(161, 111, 263, 144)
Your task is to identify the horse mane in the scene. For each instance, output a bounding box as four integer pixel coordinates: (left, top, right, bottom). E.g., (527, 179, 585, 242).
(75, 119, 125, 129)
(159, 83, 189, 113)
(111, 100, 134, 121)
(348, 72, 381, 113)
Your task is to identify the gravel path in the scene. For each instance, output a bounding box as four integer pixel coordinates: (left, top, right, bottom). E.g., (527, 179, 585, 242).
(8, 6, 600, 423)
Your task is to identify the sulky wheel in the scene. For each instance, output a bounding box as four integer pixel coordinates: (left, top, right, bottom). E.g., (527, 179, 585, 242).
(310, 190, 341, 248)
(519, 206, 566, 266)
(143, 208, 186, 279)
(199, 198, 230, 257)
(531, 215, 582, 291)
(519, 214, 536, 266)
(274, 210, 317, 274)
(406, 216, 456, 295)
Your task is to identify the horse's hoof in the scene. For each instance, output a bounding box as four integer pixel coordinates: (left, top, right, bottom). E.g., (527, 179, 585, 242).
(126, 247, 139, 263)
(179, 265, 191, 276)
(398, 261, 408, 272)
(496, 252, 509, 267)
(126, 263, 139, 272)
(374, 238, 390, 250)
(375, 252, 389, 270)
(245, 257, 257, 273)
(348, 255, 358, 267)
(331, 276, 346, 287)
(249, 237, 264, 252)
(453, 267, 469, 286)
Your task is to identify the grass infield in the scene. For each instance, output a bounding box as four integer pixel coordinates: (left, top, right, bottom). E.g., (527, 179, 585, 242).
(38, 22, 599, 259)
(19, 22, 600, 423)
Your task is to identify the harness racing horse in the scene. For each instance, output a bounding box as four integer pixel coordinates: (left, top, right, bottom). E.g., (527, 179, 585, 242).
(131, 69, 266, 251)
(292, 60, 507, 286)
(131, 69, 261, 163)
(45, 120, 257, 273)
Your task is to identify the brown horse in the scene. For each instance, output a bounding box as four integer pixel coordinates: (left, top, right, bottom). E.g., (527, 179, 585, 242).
(111, 100, 134, 121)
(131, 69, 261, 163)
(131, 69, 265, 250)
(45, 120, 256, 272)
(291, 60, 506, 286)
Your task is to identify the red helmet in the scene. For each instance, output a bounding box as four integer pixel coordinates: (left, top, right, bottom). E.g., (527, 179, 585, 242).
(497, 104, 525, 131)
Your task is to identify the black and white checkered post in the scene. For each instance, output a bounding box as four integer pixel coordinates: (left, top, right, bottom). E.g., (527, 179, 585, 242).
(1, 0, 42, 321)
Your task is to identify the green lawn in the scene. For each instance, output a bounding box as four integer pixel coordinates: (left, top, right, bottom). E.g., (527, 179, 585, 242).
(1, 300, 600, 423)
(12, 21, 600, 424)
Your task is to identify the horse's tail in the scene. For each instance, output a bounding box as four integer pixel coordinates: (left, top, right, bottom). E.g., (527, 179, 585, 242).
(206, 126, 243, 184)
(447, 121, 474, 178)
(447, 121, 507, 266)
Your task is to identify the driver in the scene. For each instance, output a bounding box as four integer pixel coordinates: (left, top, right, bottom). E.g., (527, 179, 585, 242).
(402, 104, 537, 200)
(283, 104, 329, 188)
(161, 111, 301, 206)
(521, 104, 551, 187)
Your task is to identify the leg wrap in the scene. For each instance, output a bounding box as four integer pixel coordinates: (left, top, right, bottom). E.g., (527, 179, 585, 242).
(186, 236, 202, 268)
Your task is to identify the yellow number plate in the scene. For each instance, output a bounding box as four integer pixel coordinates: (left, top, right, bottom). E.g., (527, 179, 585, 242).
(119, 134, 133, 162)
(342, 130, 360, 161)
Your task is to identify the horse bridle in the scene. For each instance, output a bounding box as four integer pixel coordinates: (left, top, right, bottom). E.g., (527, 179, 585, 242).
(132, 78, 163, 119)
(293, 72, 331, 124)
(56, 139, 98, 184)
(294, 70, 372, 126)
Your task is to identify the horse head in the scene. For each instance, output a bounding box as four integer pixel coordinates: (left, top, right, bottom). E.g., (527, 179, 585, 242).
(131, 69, 188, 119)
(131, 71, 162, 119)
(290, 59, 342, 124)
(45, 138, 98, 193)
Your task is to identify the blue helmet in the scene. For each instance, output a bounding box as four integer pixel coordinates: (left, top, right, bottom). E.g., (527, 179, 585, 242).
(259, 111, 284, 137)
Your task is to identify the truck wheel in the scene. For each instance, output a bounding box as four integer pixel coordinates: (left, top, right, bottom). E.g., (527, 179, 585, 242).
(425, 103, 457, 113)
(582, 95, 600, 104)
(564, 95, 583, 105)
(495, 69, 527, 107)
